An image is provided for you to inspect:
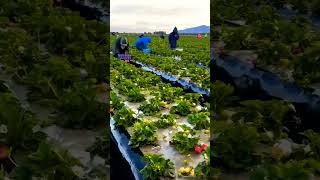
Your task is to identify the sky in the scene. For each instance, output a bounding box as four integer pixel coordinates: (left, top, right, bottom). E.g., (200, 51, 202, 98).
(110, 0, 210, 33)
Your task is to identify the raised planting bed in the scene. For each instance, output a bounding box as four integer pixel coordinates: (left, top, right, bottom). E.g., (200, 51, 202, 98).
(212, 0, 320, 89)
(211, 80, 320, 179)
(212, 0, 320, 131)
(0, 0, 109, 178)
(110, 57, 210, 179)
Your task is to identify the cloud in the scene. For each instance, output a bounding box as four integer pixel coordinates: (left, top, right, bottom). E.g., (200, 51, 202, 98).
(111, 0, 210, 33)
(111, 5, 196, 16)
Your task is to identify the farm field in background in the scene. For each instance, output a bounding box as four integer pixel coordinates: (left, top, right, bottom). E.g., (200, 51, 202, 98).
(110, 34, 211, 179)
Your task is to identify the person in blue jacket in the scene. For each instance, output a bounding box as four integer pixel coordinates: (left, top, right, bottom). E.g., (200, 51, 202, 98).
(168, 27, 179, 49)
(134, 36, 151, 53)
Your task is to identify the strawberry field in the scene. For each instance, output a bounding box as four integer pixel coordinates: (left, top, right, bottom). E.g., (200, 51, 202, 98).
(0, 0, 108, 179)
(212, 0, 320, 179)
(110, 34, 211, 179)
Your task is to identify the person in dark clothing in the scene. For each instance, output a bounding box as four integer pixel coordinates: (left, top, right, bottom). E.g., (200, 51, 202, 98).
(168, 27, 179, 49)
(112, 36, 129, 58)
(160, 33, 165, 39)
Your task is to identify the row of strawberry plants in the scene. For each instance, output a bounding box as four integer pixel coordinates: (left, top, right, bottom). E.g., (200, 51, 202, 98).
(213, 2, 320, 88)
(119, 35, 210, 67)
(111, 35, 210, 89)
(211, 80, 320, 179)
(110, 57, 210, 179)
(0, 81, 84, 179)
(212, 0, 320, 24)
(0, 0, 108, 128)
(0, 0, 108, 178)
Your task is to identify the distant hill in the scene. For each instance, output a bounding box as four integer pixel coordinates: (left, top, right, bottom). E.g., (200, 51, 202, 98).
(179, 25, 210, 34)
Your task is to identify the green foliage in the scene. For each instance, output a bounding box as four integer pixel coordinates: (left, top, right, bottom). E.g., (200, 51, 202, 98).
(170, 125, 199, 154)
(155, 114, 176, 129)
(250, 160, 312, 180)
(138, 97, 165, 116)
(304, 130, 320, 160)
(170, 100, 192, 116)
(13, 142, 80, 180)
(213, 124, 259, 170)
(258, 41, 292, 65)
(294, 45, 320, 87)
(117, 79, 145, 102)
(110, 91, 124, 111)
(187, 112, 210, 130)
(211, 81, 234, 115)
(26, 57, 79, 100)
(140, 154, 175, 180)
(129, 120, 158, 148)
(57, 82, 106, 128)
(0, 91, 45, 151)
(221, 26, 256, 50)
(195, 147, 211, 177)
(113, 106, 137, 128)
(156, 84, 183, 103)
(232, 100, 291, 138)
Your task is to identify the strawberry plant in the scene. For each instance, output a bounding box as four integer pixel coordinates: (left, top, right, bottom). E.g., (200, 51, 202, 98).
(140, 154, 175, 180)
(155, 114, 176, 129)
(213, 123, 260, 170)
(231, 100, 291, 138)
(113, 106, 138, 128)
(0, 90, 45, 151)
(155, 84, 183, 103)
(129, 120, 158, 148)
(194, 145, 210, 178)
(187, 112, 210, 130)
(211, 81, 235, 115)
(116, 79, 145, 102)
(170, 100, 192, 116)
(57, 82, 106, 128)
(138, 97, 165, 116)
(170, 125, 199, 154)
(294, 45, 320, 87)
(110, 91, 124, 111)
(304, 130, 320, 160)
(13, 142, 80, 179)
(250, 160, 312, 180)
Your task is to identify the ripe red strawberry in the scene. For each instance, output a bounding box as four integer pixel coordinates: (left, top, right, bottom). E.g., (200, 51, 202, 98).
(194, 146, 201, 154)
(201, 144, 207, 150)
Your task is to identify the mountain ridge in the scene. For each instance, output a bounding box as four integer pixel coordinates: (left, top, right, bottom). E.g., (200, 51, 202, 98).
(179, 25, 209, 34)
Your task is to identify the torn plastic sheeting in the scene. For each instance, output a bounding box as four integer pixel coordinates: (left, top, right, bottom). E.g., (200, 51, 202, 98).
(126, 59, 210, 99)
(215, 56, 313, 102)
(110, 119, 146, 180)
(61, 0, 108, 22)
(214, 55, 320, 117)
(277, 8, 320, 27)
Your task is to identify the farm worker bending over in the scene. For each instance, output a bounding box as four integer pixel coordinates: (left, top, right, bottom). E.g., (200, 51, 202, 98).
(134, 36, 152, 54)
(112, 36, 129, 58)
(168, 27, 179, 49)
